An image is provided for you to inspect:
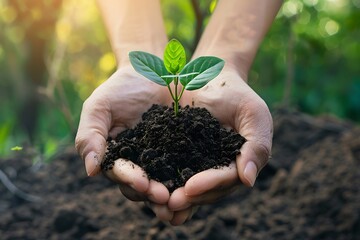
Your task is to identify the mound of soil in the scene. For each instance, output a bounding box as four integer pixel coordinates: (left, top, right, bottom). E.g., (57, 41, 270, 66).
(0, 108, 359, 240)
(102, 105, 246, 192)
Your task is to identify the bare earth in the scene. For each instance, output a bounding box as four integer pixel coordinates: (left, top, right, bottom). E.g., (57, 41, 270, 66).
(1, 108, 359, 240)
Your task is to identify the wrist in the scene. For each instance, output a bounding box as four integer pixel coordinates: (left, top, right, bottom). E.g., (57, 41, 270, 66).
(218, 67, 249, 84)
(97, 0, 167, 69)
(114, 40, 167, 69)
(192, 46, 251, 81)
(192, 0, 282, 81)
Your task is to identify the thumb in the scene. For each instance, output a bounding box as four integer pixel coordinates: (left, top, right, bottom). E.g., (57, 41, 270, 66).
(236, 139, 272, 187)
(235, 100, 273, 187)
(75, 97, 111, 176)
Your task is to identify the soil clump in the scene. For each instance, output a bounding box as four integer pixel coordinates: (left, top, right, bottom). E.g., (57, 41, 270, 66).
(102, 104, 246, 192)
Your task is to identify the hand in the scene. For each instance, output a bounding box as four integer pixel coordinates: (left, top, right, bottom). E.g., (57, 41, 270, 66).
(164, 69, 273, 224)
(75, 66, 173, 219)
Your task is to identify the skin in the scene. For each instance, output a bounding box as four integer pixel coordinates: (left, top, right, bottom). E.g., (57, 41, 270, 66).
(75, 0, 282, 225)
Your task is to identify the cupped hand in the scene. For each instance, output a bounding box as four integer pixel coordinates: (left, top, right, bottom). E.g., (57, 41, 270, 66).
(75, 66, 173, 218)
(166, 69, 273, 224)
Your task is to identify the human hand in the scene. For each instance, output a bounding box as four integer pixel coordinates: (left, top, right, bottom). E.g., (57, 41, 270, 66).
(163, 69, 273, 224)
(75, 66, 174, 219)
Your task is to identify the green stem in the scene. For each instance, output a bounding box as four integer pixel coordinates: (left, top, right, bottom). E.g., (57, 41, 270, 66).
(174, 76, 179, 116)
(178, 85, 185, 101)
(167, 84, 175, 101)
(174, 100, 179, 116)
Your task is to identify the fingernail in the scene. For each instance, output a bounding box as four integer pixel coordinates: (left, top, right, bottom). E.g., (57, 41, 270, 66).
(85, 151, 100, 176)
(244, 161, 257, 187)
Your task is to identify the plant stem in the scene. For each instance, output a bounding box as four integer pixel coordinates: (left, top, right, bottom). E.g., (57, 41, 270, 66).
(174, 100, 179, 116)
(178, 85, 185, 101)
(174, 76, 179, 116)
(167, 85, 175, 101)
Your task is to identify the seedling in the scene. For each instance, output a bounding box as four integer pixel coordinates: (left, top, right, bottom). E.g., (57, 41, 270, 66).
(129, 39, 225, 116)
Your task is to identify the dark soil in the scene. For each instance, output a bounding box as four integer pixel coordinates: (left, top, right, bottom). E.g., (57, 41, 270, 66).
(1, 108, 359, 240)
(102, 104, 246, 192)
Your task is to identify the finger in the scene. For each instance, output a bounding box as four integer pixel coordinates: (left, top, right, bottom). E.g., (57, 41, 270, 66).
(184, 185, 238, 205)
(235, 99, 273, 187)
(168, 163, 238, 211)
(105, 159, 149, 193)
(184, 162, 238, 196)
(147, 180, 170, 204)
(169, 180, 238, 211)
(119, 184, 147, 201)
(145, 202, 174, 222)
(236, 140, 271, 187)
(168, 187, 191, 211)
(169, 207, 194, 226)
(120, 180, 170, 204)
(75, 96, 111, 176)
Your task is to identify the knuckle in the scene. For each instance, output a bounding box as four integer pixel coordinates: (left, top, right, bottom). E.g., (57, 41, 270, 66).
(74, 134, 89, 159)
(82, 97, 96, 112)
(74, 135, 84, 153)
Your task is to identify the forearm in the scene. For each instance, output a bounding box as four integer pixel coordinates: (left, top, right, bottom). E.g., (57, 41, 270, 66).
(193, 0, 282, 79)
(97, 0, 167, 67)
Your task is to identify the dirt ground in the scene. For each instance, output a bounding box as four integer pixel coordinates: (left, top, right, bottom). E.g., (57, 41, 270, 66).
(1, 108, 359, 240)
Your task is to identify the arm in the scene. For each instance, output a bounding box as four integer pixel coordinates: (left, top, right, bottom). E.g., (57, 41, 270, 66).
(76, 0, 175, 222)
(76, 1, 171, 209)
(193, 0, 283, 79)
(170, 0, 282, 225)
(77, 0, 169, 176)
(190, 0, 282, 185)
(96, 0, 168, 67)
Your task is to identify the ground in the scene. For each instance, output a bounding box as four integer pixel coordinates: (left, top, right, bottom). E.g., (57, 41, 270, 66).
(0, 108, 359, 240)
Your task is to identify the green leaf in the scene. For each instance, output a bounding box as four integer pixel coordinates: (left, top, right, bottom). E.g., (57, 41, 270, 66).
(129, 51, 170, 86)
(179, 56, 225, 90)
(164, 39, 186, 74)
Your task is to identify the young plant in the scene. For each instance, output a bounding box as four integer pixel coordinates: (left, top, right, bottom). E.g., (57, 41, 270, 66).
(129, 39, 225, 116)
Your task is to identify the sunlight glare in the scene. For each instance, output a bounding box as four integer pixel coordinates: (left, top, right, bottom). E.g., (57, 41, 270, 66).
(1, 5, 16, 23)
(56, 20, 71, 42)
(325, 19, 340, 36)
(282, 0, 303, 18)
(99, 52, 116, 73)
(303, 0, 319, 6)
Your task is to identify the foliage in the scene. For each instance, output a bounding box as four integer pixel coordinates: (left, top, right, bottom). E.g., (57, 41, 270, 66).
(0, 0, 359, 159)
(249, 0, 360, 121)
(129, 39, 224, 115)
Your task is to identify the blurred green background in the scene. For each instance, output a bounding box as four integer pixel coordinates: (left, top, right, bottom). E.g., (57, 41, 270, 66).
(0, 0, 359, 159)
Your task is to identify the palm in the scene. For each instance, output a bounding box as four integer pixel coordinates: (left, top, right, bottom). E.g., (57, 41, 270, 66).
(181, 70, 272, 138)
(91, 66, 172, 138)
